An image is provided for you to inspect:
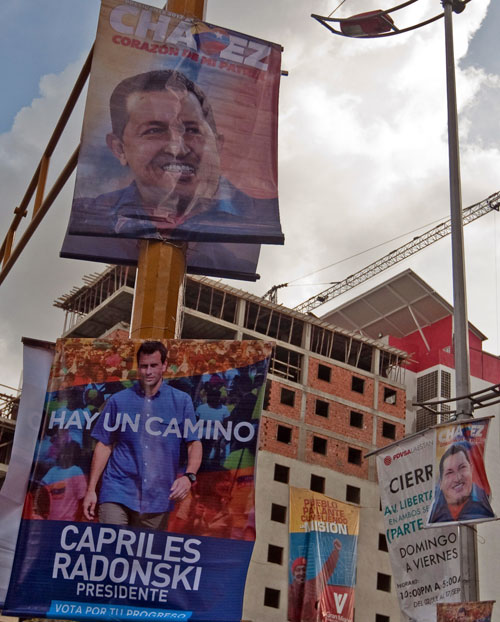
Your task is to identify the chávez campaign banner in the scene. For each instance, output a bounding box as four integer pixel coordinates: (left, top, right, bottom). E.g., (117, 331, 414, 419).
(426, 418, 495, 527)
(67, 0, 283, 246)
(376, 431, 462, 622)
(4, 338, 272, 621)
(288, 487, 358, 622)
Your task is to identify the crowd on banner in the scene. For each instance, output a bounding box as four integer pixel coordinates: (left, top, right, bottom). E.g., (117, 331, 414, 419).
(437, 601, 494, 622)
(47, 338, 267, 389)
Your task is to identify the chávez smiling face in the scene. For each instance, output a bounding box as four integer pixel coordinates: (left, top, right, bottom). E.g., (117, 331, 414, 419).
(440, 448, 473, 506)
(107, 85, 222, 214)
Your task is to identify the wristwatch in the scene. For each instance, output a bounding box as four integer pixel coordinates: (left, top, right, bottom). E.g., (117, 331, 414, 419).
(184, 472, 197, 484)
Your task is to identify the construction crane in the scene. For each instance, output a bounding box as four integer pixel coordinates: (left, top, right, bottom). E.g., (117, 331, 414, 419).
(279, 190, 500, 314)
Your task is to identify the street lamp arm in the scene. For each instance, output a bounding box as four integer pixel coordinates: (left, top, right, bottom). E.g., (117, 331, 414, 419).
(312, 9, 444, 38)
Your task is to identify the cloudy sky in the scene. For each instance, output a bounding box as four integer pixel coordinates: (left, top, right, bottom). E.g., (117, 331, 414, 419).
(0, 0, 498, 391)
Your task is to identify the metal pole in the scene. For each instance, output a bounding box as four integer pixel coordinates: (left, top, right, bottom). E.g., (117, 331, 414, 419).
(130, 0, 205, 340)
(442, 0, 478, 602)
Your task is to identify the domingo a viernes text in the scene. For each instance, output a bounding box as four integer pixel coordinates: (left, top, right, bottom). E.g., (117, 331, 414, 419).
(53, 525, 203, 603)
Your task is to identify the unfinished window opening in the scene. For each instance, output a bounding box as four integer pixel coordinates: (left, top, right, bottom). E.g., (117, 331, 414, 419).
(379, 351, 406, 384)
(317, 364, 331, 382)
(347, 340, 373, 372)
(276, 425, 292, 444)
(346, 485, 360, 504)
(264, 379, 272, 410)
(280, 387, 296, 407)
(267, 545, 284, 565)
(310, 474, 325, 493)
(264, 587, 280, 609)
(383, 387, 397, 405)
(274, 464, 290, 484)
(269, 346, 302, 383)
(271, 503, 287, 524)
(351, 376, 365, 394)
(382, 421, 396, 440)
(183, 280, 238, 323)
(378, 533, 388, 552)
(377, 573, 391, 592)
(312, 436, 327, 455)
(350, 411, 363, 428)
(244, 301, 303, 346)
(315, 399, 329, 418)
(348, 447, 362, 465)
(375, 615, 390, 622)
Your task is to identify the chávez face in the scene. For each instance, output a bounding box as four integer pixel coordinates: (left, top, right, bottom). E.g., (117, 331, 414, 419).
(107, 88, 222, 211)
(293, 564, 306, 584)
(440, 450, 473, 506)
(137, 351, 166, 395)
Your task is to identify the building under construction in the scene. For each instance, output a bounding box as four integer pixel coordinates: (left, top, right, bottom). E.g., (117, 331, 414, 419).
(53, 265, 408, 622)
(3, 263, 500, 620)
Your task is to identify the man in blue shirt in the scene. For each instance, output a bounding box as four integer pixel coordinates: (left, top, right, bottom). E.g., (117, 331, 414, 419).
(82, 341, 202, 529)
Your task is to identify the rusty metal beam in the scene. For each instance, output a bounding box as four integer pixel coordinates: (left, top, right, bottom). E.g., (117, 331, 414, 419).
(0, 147, 80, 286)
(0, 46, 93, 281)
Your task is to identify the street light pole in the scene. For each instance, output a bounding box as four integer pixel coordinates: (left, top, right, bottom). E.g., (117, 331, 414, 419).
(442, 0, 478, 602)
(312, 0, 480, 604)
(443, 0, 472, 420)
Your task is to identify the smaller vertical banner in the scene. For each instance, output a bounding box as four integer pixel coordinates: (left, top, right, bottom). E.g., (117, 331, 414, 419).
(437, 600, 495, 622)
(288, 487, 358, 622)
(376, 431, 461, 621)
(426, 418, 495, 526)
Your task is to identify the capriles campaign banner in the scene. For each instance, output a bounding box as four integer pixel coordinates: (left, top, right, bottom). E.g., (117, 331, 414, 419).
(376, 432, 461, 622)
(426, 418, 495, 527)
(288, 487, 358, 622)
(4, 337, 272, 621)
(67, 0, 284, 246)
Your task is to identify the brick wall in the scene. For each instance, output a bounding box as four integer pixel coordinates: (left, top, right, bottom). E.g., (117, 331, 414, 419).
(377, 382, 405, 418)
(307, 359, 374, 408)
(259, 416, 299, 459)
(304, 433, 369, 479)
(375, 417, 405, 448)
(266, 380, 302, 421)
(304, 396, 373, 444)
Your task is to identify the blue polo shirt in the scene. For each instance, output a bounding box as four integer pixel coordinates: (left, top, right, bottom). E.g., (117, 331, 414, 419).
(92, 381, 198, 514)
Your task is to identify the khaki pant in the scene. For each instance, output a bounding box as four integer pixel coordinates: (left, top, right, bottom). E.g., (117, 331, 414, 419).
(98, 502, 168, 530)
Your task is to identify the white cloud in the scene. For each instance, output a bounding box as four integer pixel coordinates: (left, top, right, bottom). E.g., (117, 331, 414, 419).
(0, 0, 499, 390)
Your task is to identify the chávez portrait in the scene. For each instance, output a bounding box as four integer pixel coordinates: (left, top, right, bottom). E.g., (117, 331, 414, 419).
(427, 442, 495, 525)
(69, 70, 283, 244)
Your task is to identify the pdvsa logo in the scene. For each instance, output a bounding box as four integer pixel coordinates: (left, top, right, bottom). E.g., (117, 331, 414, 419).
(384, 449, 411, 466)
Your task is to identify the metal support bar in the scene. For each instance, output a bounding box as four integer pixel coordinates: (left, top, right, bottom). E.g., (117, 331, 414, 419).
(0, 46, 92, 281)
(32, 155, 49, 220)
(407, 305, 431, 351)
(0, 147, 80, 286)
